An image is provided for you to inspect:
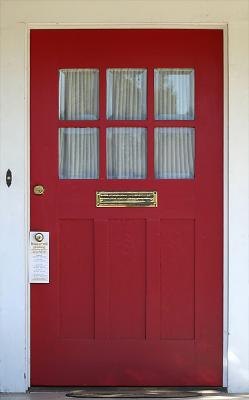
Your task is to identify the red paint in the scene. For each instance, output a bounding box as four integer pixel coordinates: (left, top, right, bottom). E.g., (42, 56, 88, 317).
(30, 29, 223, 386)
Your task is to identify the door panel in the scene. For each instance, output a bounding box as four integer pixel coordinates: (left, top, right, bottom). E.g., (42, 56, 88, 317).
(59, 219, 95, 339)
(30, 29, 223, 386)
(160, 218, 195, 340)
(108, 219, 146, 339)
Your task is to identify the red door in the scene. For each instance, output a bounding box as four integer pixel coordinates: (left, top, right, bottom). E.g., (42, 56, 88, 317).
(30, 29, 223, 386)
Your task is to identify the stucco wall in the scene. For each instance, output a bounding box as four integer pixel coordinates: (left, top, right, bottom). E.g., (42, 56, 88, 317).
(0, 0, 248, 393)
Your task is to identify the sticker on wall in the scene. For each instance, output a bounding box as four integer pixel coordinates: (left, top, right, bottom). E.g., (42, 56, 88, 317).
(29, 231, 49, 283)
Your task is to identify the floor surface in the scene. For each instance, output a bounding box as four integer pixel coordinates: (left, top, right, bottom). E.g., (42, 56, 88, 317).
(1, 391, 249, 400)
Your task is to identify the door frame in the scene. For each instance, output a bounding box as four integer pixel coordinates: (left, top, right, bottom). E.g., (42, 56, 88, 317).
(25, 22, 228, 389)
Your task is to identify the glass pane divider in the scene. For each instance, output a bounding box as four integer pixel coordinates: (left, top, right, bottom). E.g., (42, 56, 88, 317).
(103, 121, 150, 127)
(97, 68, 107, 179)
(56, 123, 151, 129)
(99, 126, 106, 180)
(99, 67, 107, 122)
(152, 121, 196, 127)
(55, 121, 196, 128)
(147, 125, 154, 180)
(147, 68, 154, 122)
(146, 69, 155, 179)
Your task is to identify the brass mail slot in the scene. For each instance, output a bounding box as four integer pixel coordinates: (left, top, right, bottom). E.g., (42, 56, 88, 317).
(96, 191, 157, 207)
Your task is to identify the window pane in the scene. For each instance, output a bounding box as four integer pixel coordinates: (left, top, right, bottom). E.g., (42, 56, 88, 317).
(107, 69, 147, 120)
(154, 69, 194, 120)
(59, 69, 99, 120)
(154, 128, 195, 179)
(107, 128, 147, 179)
(59, 128, 99, 179)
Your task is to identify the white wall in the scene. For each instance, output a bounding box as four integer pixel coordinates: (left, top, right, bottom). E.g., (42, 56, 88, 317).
(0, 0, 248, 393)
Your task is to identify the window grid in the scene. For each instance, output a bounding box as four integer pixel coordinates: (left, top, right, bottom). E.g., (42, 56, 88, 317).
(58, 68, 195, 180)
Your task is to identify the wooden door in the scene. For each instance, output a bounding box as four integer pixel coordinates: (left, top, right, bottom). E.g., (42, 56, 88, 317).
(30, 29, 223, 386)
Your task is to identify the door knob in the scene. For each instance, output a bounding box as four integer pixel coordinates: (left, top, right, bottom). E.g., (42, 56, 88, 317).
(33, 185, 45, 195)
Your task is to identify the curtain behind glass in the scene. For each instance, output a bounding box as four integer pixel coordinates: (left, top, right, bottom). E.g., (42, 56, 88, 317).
(59, 128, 99, 179)
(154, 127, 195, 179)
(154, 69, 194, 120)
(107, 69, 147, 120)
(59, 69, 99, 120)
(107, 127, 147, 179)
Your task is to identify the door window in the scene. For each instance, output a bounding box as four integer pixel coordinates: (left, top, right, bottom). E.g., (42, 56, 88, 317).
(106, 127, 147, 179)
(106, 69, 147, 120)
(154, 69, 194, 120)
(59, 128, 99, 179)
(58, 68, 195, 180)
(154, 127, 194, 179)
(59, 69, 99, 120)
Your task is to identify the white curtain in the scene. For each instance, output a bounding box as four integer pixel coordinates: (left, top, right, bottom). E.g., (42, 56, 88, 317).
(59, 69, 99, 120)
(107, 128, 147, 179)
(154, 69, 194, 120)
(107, 69, 147, 120)
(154, 127, 195, 179)
(58, 68, 195, 180)
(59, 128, 99, 179)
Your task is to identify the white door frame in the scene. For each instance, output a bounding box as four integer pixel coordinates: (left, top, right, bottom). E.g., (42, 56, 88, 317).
(25, 22, 228, 389)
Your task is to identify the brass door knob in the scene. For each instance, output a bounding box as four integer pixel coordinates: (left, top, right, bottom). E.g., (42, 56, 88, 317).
(33, 185, 45, 195)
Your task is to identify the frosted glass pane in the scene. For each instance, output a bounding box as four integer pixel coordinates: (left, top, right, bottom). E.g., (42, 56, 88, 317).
(107, 69, 147, 120)
(59, 69, 99, 120)
(107, 128, 147, 179)
(59, 128, 99, 179)
(154, 128, 194, 179)
(154, 69, 194, 120)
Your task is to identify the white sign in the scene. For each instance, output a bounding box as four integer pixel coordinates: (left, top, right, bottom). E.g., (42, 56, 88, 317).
(29, 231, 49, 283)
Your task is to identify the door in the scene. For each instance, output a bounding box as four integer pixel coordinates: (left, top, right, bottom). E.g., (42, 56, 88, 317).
(30, 29, 223, 386)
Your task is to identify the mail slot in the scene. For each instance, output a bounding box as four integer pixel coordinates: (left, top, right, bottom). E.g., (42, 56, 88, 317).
(96, 191, 157, 207)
